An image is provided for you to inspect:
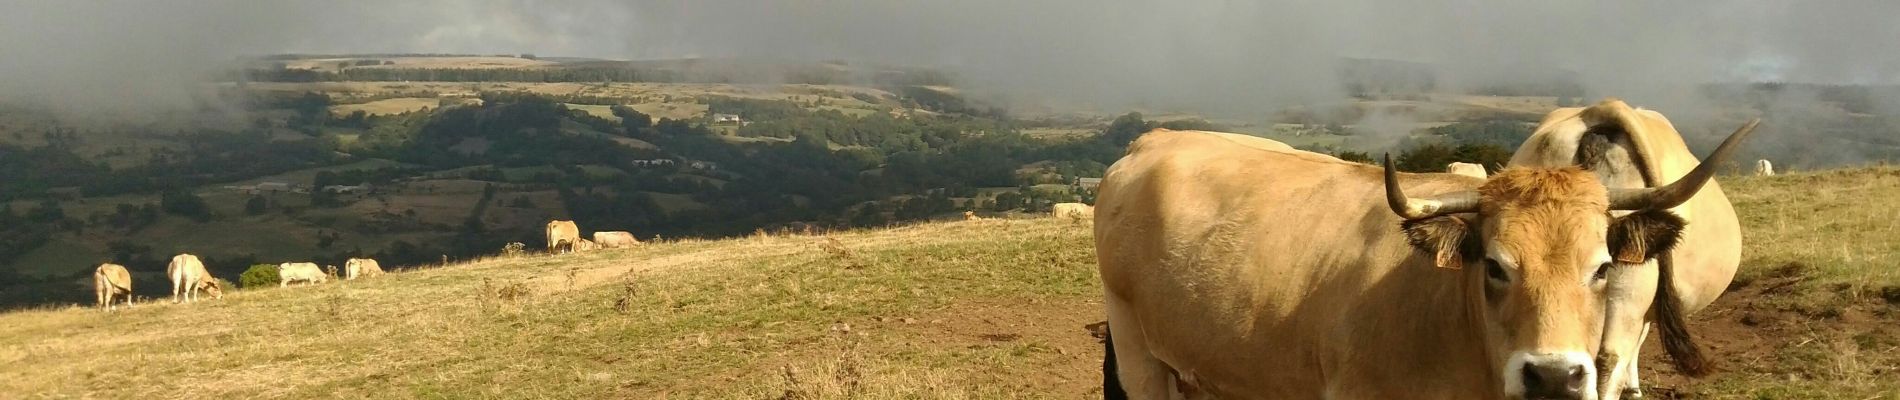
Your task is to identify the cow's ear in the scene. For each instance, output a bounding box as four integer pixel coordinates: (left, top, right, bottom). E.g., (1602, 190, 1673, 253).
(1401, 216, 1479, 269)
(1609, 209, 1686, 263)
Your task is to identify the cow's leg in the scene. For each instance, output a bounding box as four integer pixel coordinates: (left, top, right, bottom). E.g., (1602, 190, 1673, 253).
(1106, 297, 1176, 399)
(172, 279, 183, 304)
(1621, 324, 1651, 398)
(96, 286, 106, 311)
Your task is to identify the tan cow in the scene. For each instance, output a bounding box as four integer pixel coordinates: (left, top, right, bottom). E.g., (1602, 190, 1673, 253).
(1052, 202, 1093, 221)
(1509, 99, 1750, 398)
(1447, 161, 1489, 178)
(593, 231, 639, 248)
(344, 258, 383, 280)
(278, 262, 328, 287)
(94, 263, 133, 311)
(547, 220, 581, 254)
(167, 254, 221, 303)
(963, 211, 981, 221)
(1096, 124, 1750, 399)
(576, 238, 601, 252)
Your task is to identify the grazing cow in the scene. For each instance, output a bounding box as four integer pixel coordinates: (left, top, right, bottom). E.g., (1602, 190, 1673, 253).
(1052, 203, 1093, 221)
(344, 258, 383, 280)
(1755, 159, 1775, 176)
(547, 220, 581, 254)
(94, 263, 133, 311)
(1447, 162, 1490, 178)
(1096, 124, 1750, 399)
(278, 262, 328, 287)
(593, 231, 639, 248)
(576, 238, 601, 252)
(167, 254, 222, 303)
(1509, 99, 1752, 398)
(963, 211, 981, 221)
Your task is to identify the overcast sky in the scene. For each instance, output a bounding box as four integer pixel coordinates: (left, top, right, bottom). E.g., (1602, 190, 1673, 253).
(3, 0, 1898, 116)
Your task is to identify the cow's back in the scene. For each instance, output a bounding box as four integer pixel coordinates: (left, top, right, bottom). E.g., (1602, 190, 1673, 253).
(96, 263, 131, 291)
(594, 231, 638, 248)
(1096, 130, 1487, 397)
(169, 254, 204, 284)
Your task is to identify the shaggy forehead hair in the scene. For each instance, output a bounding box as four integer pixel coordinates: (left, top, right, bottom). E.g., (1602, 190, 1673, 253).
(1478, 167, 1609, 211)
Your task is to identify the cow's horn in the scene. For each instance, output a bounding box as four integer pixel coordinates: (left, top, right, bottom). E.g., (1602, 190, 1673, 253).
(1384, 154, 1481, 220)
(1607, 118, 1758, 211)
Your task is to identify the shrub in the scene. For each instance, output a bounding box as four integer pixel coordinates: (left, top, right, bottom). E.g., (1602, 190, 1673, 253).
(239, 264, 280, 288)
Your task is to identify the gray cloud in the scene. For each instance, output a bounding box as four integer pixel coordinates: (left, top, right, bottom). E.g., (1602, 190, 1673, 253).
(4, 1, 1899, 121)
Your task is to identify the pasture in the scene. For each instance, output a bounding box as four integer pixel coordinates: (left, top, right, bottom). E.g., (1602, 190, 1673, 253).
(1, 168, 1897, 398)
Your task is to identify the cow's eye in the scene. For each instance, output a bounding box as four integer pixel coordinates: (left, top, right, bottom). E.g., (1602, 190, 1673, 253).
(1592, 262, 1613, 282)
(1484, 259, 1509, 284)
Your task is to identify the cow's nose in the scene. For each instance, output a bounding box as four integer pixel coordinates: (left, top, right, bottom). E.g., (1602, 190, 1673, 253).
(1521, 360, 1588, 400)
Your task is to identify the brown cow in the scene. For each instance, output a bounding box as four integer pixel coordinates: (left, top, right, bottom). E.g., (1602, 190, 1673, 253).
(94, 263, 133, 311)
(1096, 123, 1751, 399)
(344, 258, 383, 280)
(1509, 99, 1753, 397)
(546, 220, 581, 254)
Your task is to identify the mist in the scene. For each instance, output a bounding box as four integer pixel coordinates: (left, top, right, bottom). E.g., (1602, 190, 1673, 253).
(5, 1, 1899, 128)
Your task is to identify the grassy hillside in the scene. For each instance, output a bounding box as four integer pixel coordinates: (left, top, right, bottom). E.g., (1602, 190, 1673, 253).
(3, 168, 1898, 398)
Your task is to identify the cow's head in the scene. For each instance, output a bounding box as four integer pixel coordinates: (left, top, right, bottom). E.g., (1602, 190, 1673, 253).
(1383, 120, 1754, 400)
(201, 279, 224, 299)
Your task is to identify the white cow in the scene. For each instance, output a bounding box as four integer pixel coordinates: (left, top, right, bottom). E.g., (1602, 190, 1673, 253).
(1755, 159, 1775, 176)
(167, 254, 222, 303)
(278, 262, 328, 287)
(1446, 162, 1489, 178)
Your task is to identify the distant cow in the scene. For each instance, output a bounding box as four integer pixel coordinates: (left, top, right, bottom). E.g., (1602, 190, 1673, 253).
(963, 211, 981, 221)
(1755, 159, 1775, 176)
(1445, 162, 1489, 178)
(593, 231, 639, 248)
(167, 254, 222, 303)
(1052, 203, 1093, 221)
(94, 263, 133, 311)
(278, 262, 328, 287)
(547, 220, 581, 254)
(576, 238, 601, 252)
(344, 258, 383, 280)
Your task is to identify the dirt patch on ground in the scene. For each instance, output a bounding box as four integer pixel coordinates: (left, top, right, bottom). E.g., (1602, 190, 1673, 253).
(1641, 262, 1900, 398)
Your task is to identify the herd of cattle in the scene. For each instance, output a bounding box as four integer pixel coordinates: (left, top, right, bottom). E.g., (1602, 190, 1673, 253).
(89, 207, 1096, 312)
(87, 219, 649, 311)
(90, 253, 388, 311)
(1095, 99, 1763, 400)
(543, 220, 642, 254)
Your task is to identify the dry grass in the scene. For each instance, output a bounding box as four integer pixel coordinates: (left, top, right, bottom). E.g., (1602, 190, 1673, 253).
(0, 218, 1100, 398)
(1724, 166, 1900, 299)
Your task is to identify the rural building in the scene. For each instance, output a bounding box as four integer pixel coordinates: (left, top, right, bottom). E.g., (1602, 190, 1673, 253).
(689, 160, 719, 171)
(711, 114, 743, 124)
(632, 159, 677, 167)
(1076, 177, 1103, 191)
(322, 185, 372, 195)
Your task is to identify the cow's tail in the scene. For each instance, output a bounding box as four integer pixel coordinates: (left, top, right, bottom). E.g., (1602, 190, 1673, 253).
(1102, 328, 1127, 400)
(1654, 256, 1710, 377)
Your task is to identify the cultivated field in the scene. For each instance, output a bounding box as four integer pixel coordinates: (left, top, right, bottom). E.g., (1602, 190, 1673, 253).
(2, 168, 1898, 398)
